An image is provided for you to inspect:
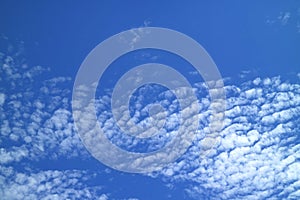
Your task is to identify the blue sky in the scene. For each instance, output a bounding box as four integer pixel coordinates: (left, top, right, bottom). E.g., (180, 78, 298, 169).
(1, 1, 300, 199)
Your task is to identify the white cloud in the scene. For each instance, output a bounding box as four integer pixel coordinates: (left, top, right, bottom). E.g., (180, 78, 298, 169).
(0, 146, 28, 164)
(152, 76, 300, 199)
(92, 73, 300, 197)
(2, 47, 300, 199)
(0, 167, 105, 200)
(278, 12, 291, 25)
(98, 194, 109, 200)
(0, 51, 90, 165)
(0, 93, 5, 106)
(266, 9, 300, 33)
(252, 77, 261, 85)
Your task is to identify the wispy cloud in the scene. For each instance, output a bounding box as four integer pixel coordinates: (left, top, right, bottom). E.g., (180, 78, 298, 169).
(266, 9, 300, 33)
(278, 12, 291, 25)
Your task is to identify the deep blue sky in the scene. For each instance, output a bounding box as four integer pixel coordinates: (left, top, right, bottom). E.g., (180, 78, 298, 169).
(1, 1, 299, 78)
(1, 1, 300, 200)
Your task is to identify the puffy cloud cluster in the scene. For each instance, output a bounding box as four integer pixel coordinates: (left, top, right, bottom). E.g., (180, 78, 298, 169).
(0, 51, 102, 199)
(93, 69, 300, 198)
(1, 46, 300, 199)
(157, 76, 300, 199)
(0, 53, 88, 165)
(0, 166, 105, 200)
(94, 83, 181, 153)
(0, 49, 142, 200)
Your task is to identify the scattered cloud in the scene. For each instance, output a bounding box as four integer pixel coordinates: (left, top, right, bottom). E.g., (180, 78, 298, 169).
(266, 9, 300, 33)
(155, 76, 300, 199)
(92, 72, 300, 198)
(0, 52, 89, 165)
(0, 93, 5, 106)
(0, 166, 105, 200)
(0, 49, 143, 200)
(278, 12, 291, 25)
(99, 194, 109, 200)
(1, 45, 300, 199)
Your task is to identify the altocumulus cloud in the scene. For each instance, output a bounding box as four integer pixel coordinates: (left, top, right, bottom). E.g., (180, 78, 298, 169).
(156, 76, 300, 199)
(0, 48, 111, 199)
(1, 45, 300, 199)
(0, 166, 103, 200)
(0, 52, 88, 164)
(93, 69, 300, 198)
